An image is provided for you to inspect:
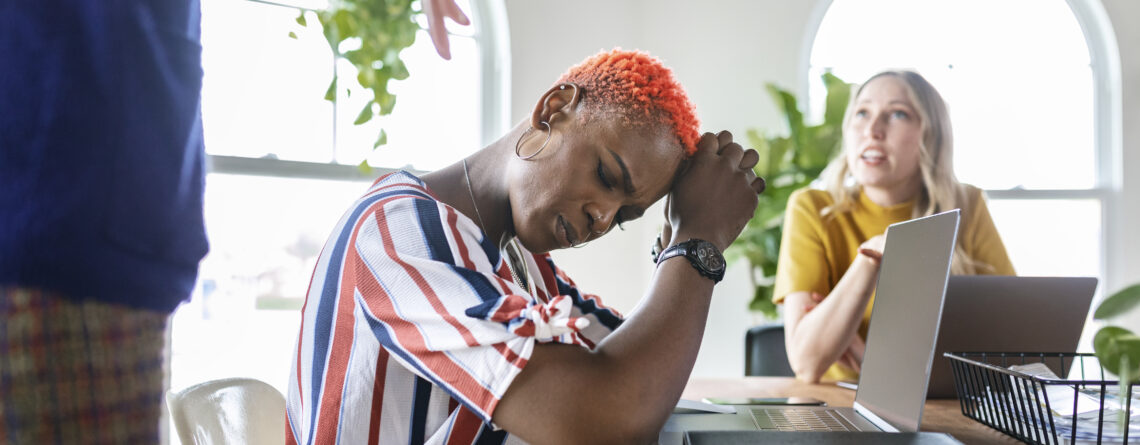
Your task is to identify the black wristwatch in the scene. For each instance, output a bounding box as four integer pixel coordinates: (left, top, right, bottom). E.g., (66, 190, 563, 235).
(655, 239, 726, 283)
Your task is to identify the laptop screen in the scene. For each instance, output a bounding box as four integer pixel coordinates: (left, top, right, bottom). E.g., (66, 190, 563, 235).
(854, 210, 960, 432)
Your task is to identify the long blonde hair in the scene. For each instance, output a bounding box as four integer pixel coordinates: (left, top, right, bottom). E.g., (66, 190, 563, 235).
(819, 70, 986, 274)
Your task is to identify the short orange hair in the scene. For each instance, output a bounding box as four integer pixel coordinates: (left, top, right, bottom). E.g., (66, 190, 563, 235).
(557, 49, 700, 156)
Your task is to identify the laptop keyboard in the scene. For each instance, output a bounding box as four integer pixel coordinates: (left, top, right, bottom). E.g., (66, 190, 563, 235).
(750, 408, 854, 431)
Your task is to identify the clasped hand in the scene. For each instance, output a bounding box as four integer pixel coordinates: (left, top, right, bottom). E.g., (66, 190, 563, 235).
(661, 131, 766, 253)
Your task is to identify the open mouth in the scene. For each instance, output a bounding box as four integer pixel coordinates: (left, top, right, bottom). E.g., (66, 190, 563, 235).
(860, 148, 887, 165)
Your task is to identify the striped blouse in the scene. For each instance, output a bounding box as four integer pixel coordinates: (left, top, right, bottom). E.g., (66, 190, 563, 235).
(287, 171, 624, 444)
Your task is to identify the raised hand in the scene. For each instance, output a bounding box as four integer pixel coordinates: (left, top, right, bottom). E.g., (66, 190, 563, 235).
(668, 131, 766, 251)
(422, 0, 470, 60)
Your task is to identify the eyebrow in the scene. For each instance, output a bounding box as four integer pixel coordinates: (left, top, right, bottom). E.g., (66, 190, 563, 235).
(607, 149, 636, 196)
(857, 98, 914, 109)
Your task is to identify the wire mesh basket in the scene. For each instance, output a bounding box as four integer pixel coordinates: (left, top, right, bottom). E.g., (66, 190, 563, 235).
(945, 352, 1138, 444)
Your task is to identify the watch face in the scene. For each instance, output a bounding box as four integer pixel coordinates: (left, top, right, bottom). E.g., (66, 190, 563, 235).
(694, 243, 725, 271)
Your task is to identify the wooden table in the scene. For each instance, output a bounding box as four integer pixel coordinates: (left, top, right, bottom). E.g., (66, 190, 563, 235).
(683, 377, 1021, 444)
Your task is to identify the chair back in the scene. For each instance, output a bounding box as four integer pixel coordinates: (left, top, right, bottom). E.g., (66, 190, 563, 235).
(744, 322, 795, 377)
(166, 377, 285, 445)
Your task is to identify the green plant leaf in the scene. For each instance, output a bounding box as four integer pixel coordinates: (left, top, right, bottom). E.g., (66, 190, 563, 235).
(390, 59, 410, 81)
(1093, 326, 1140, 380)
(296, 13, 307, 27)
(1094, 283, 1140, 320)
(822, 72, 852, 126)
(377, 92, 397, 115)
(354, 103, 374, 125)
(288, 31, 298, 39)
(324, 78, 337, 103)
(372, 129, 388, 149)
(765, 84, 804, 145)
(750, 285, 779, 320)
(358, 159, 372, 174)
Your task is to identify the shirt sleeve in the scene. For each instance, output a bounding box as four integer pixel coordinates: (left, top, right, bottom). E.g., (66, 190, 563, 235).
(962, 187, 1016, 275)
(346, 192, 607, 424)
(773, 189, 832, 304)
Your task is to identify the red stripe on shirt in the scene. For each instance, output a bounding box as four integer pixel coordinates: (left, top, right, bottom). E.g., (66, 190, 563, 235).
(445, 207, 477, 270)
(367, 350, 389, 445)
(536, 256, 560, 298)
(375, 201, 482, 348)
(445, 407, 485, 445)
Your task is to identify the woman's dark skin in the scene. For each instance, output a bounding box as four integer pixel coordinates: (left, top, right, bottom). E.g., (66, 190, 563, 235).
(423, 83, 765, 444)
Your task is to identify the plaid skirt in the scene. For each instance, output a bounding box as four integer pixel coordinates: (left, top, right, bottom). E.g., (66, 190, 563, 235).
(0, 286, 169, 445)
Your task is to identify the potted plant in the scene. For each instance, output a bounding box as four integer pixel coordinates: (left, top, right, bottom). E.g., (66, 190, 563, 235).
(1091, 283, 1140, 429)
(725, 72, 852, 319)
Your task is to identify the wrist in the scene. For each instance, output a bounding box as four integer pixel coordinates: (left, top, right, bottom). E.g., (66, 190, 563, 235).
(669, 229, 726, 252)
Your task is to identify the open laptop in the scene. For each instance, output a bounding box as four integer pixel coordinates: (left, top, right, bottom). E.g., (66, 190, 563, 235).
(663, 209, 960, 436)
(926, 275, 1098, 398)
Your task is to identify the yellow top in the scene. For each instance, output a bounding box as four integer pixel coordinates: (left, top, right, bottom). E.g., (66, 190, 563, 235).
(773, 185, 1016, 382)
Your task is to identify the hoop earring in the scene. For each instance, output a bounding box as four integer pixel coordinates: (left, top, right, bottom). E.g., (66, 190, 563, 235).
(515, 121, 553, 160)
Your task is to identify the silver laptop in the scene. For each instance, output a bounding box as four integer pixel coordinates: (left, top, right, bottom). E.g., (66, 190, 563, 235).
(927, 275, 1098, 398)
(664, 209, 960, 435)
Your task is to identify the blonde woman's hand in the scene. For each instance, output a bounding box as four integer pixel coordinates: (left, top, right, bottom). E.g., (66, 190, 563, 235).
(858, 234, 886, 265)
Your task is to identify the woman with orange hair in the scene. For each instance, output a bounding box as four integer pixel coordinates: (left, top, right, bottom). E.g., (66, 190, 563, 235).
(287, 49, 766, 443)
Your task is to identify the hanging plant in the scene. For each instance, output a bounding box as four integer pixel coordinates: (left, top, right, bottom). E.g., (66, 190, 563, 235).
(290, 0, 421, 163)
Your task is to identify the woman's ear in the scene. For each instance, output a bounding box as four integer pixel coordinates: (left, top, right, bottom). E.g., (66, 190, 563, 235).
(530, 83, 581, 130)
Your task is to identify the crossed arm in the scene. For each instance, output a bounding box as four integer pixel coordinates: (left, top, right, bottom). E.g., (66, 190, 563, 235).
(782, 236, 884, 383)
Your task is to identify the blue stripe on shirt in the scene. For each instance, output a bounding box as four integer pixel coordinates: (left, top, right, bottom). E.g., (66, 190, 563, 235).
(409, 376, 433, 445)
(551, 263, 623, 330)
(474, 425, 508, 445)
(414, 198, 455, 266)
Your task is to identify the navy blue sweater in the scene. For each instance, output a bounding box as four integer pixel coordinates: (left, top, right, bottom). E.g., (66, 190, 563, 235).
(0, 0, 209, 312)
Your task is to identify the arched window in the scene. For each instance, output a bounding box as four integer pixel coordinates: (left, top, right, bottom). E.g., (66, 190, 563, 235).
(168, 0, 508, 427)
(807, 0, 1118, 297)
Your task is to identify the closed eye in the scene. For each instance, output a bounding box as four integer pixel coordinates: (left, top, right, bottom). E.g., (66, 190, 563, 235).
(597, 160, 614, 189)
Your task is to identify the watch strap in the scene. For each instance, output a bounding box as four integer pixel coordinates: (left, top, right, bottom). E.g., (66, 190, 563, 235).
(655, 239, 726, 283)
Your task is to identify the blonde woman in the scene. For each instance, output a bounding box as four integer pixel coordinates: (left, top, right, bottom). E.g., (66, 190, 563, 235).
(775, 70, 1015, 384)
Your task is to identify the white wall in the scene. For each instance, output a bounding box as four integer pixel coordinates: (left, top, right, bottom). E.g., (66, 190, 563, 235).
(1101, 0, 1140, 330)
(504, 0, 1140, 378)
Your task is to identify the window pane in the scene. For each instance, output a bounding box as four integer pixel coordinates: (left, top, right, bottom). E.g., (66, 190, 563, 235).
(170, 174, 370, 400)
(201, 2, 335, 162)
(336, 32, 482, 170)
(809, 0, 1095, 190)
(987, 199, 1101, 278)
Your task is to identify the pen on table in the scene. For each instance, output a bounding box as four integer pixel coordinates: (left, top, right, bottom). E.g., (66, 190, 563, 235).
(836, 381, 857, 391)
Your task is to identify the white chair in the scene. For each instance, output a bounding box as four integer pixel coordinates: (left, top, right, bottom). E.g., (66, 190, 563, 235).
(166, 377, 286, 445)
